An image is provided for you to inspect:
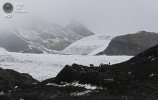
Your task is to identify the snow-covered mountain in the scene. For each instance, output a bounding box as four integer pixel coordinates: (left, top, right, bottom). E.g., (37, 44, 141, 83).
(62, 34, 113, 55)
(0, 20, 94, 53)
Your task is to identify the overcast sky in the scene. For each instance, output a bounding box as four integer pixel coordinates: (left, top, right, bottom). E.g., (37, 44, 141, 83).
(0, 0, 158, 35)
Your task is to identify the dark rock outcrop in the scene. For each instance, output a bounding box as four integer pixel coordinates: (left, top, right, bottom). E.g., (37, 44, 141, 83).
(109, 44, 158, 82)
(98, 31, 158, 56)
(54, 65, 82, 83)
(53, 64, 109, 86)
(0, 67, 38, 91)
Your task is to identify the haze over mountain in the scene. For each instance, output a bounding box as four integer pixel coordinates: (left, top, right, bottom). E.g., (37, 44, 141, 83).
(1, 0, 158, 35)
(0, 20, 94, 53)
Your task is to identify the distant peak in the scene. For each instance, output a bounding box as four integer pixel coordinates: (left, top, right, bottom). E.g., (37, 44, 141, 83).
(66, 20, 94, 37)
(68, 20, 85, 27)
(136, 31, 157, 35)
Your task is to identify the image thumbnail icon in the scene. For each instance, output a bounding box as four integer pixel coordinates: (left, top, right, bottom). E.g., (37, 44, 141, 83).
(3, 2, 14, 13)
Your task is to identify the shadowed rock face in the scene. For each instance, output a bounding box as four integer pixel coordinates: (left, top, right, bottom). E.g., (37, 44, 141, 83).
(98, 31, 158, 56)
(110, 44, 158, 82)
(53, 64, 106, 85)
(0, 31, 29, 52)
(0, 30, 43, 53)
(0, 67, 38, 91)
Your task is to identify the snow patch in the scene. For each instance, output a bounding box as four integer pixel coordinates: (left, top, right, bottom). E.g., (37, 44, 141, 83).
(47, 82, 103, 90)
(71, 90, 91, 96)
(150, 74, 155, 77)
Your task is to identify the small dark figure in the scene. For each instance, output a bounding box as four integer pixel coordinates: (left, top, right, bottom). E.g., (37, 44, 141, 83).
(99, 63, 104, 67)
(90, 64, 94, 67)
(108, 62, 110, 65)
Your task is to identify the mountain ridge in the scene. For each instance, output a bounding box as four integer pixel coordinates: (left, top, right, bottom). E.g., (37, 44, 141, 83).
(97, 31, 158, 56)
(0, 20, 94, 53)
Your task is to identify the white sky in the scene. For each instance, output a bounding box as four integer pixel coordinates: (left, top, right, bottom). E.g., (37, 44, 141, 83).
(0, 0, 158, 35)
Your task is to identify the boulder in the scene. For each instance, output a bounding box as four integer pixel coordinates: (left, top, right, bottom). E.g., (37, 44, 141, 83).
(53, 64, 108, 86)
(54, 64, 82, 83)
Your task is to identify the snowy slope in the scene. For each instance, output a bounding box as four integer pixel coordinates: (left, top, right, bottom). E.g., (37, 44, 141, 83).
(0, 47, 8, 52)
(88, 44, 111, 56)
(0, 20, 94, 54)
(62, 34, 113, 55)
(0, 52, 132, 81)
(15, 19, 94, 52)
(14, 20, 83, 52)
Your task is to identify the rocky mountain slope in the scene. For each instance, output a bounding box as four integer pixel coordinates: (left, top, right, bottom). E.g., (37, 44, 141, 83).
(0, 30, 44, 53)
(62, 34, 113, 55)
(0, 20, 94, 54)
(52, 44, 158, 86)
(42, 44, 158, 99)
(98, 31, 158, 56)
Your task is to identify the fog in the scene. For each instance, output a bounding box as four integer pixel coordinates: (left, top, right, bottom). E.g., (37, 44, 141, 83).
(0, 0, 158, 35)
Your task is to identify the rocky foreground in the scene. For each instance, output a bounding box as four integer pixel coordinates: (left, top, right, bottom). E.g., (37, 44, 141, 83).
(1, 45, 158, 100)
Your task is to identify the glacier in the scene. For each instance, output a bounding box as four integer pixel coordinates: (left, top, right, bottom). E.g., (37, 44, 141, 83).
(62, 34, 113, 55)
(0, 51, 132, 81)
